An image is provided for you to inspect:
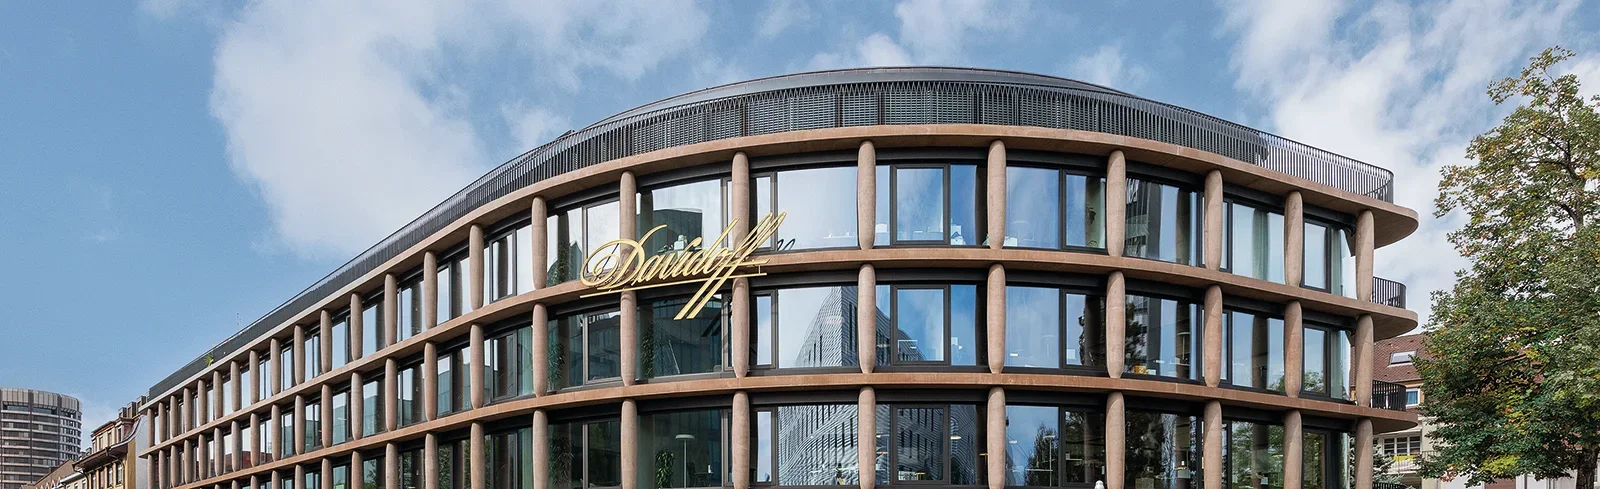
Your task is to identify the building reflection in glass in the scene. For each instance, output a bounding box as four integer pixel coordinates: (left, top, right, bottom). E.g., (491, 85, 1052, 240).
(1125, 412, 1202, 489)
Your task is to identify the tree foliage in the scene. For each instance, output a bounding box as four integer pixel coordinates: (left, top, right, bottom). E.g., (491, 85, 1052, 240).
(1418, 46, 1600, 489)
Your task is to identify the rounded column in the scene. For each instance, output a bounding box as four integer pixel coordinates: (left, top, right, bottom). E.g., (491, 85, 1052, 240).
(1106, 271, 1126, 378)
(732, 278, 751, 378)
(1356, 210, 1374, 301)
(1354, 315, 1374, 405)
(1203, 285, 1223, 387)
(1105, 150, 1127, 257)
(857, 387, 876, 489)
(533, 411, 549, 489)
(621, 290, 638, 386)
(292, 326, 306, 385)
(531, 304, 549, 395)
(858, 140, 876, 250)
(424, 433, 439, 489)
(986, 264, 1006, 374)
(422, 251, 439, 330)
(469, 223, 485, 310)
(1285, 301, 1304, 397)
(384, 358, 398, 430)
(1204, 170, 1223, 270)
(384, 273, 399, 347)
(531, 197, 548, 290)
(621, 400, 639, 489)
(732, 392, 750, 489)
(349, 294, 364, 361)
(858, 264, 876, 373)
(320, 311, 333, 374)
(986, 387, 1006, 489)
(987, 140, 1006, 249)
(470, 324, 485, 409)
(1203, 401, 1223, 489)
(1105, 392, 1125, 489)
(350, 371, 365, 439)
(731, 152, 750, 243)
(1285, 410, 1304, 489)
(1285, 191, 1305, 287)
(1356, 419, 1374, 489)
(423, 341, 439, 419)
(470, 422, 485, 489)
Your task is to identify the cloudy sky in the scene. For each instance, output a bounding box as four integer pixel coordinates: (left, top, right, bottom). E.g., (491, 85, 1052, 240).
(1, 0, 1597, 440)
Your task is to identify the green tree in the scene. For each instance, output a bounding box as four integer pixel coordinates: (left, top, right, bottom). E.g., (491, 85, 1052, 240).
(1419, 46, 1600, 489)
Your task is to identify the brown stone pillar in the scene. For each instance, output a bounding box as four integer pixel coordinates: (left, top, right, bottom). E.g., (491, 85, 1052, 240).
(384, 274, 399, 347)
(987, 140, 1006, 250)
(621, 400, 638, 489)
(292, 395, 305, 455)
(1285, 191, 1304, 286)
(230, 361, 243, 413)
(1356, 210, 1374, 301)
(349, 294, 364, 361)
(1106, 272, 1126, 378)
(292, 456, 304, 489)
(320, 311, 333, 375)
(213, 427, 223, 476)
(384, 359, 398, 430)
(232, 419, 243, 471)
(320, 458, 332, 489)
(1354, 315, 1374, 405)
(292, 326, 306, 386)
(1105, 392, 1125, 489)
(351, 371, 364, 440)
(351, 452, 364, 489)
(987, 387, 1006, 489)
(1106, 150, 1127, 257)
(1285, 301, 1304, 396)
(1204, 401, 1222, 489)
(732, 278, 750, 378)
(1285, 410, 1303, 489)
(1204, 170, 1223, 270)
(470, 224, 485, 310)
(857, 265, 876, 373)
(423, 251, 439, 330)
(1356, 419, 1373, 489)
(320, 384, 333, 448)
(269, 339, 281, 395)
(269, 404, 281, 463)
(247, 412, 260, 467)
(620, 290, 638, 386)
(423, 433, 439, 489)
(533, 411, 549, 489)
(531, 197, 548, 290)
(268, 465, 279, 489)
(732, 392, 750, 489)
(470, 422, 485, 489)
(1203, 285, 1223, 387)
(531, 304, 548, 395)
(470, 324, 485, 409)
(731, 152, 751, 243)
(249, 350, 261, 405)
(858, 140, 876, 251)
(857, 388, 875, 489)
(385, 443, 399, 489)
(986, 264, 1006, 374)
(423, 342, 439, 419)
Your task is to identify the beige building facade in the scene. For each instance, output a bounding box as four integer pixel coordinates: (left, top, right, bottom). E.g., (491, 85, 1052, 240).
(136, 68, 1419, 489)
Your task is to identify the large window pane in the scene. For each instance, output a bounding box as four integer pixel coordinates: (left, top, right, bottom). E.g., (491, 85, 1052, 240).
(486, 427, 532, 489)
(1125, 179, 1201, 265)
(641, 295, 727, 379)
(1227, 202, 1285, 283)
(763, 167, 856, 250)
(487, 327, 533, 400)
(400, 365, 423, 426)
(1330, 331, 1351, 400)
(1006, 167, 1059, 248)
(586, 201, 621, 275)
(1303, 432, 1327, 489)
(1125, 295, 1201, 380)
(1125, 412, 1201, 489)
(950, 285, 979, 367)
(1303, 328, 1327, 395)
(773, 404, 858, 485)
(1066, 174, 1107, 248)
(1007, 287, 1105, 368)
(549, 309, 623, 389)
(767, 286, 858, 369)
(436, 261, 455, 324)
(1303, 222, 1327, 289)
(638, 180, 726, 258)
(893, 288, 945, 363)
(363, 300, 382, 357)
(331, 316, 350, 370)
(1227, 422, 1285, 489)
(638, 410, 726, 489)
(305, 331, 322, 378)
(332, 391, 349, 445)
(362, 378, 384, 435)
(951, 165, 979, 245)
(1005, 406, 1059, 486)
(588, 421, 623, 487)
(587, 311, 622, 381)
(896, 406, 945, 481)
(895, 167, 945, 242)
(1226, 311, 1285, 392)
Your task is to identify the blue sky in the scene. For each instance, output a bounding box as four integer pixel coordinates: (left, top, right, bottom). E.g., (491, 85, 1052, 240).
(1, 0, 1597, 439)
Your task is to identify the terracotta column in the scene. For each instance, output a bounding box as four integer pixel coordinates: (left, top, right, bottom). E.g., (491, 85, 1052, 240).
(269, 403, 281, 463)
(422, 251, 439, 330)
(423, 433, 439, 489)
(858, 140, 876, 250)
(732, 278, 751, 378)
(320, 311, 333, 374)
(986, 264, 1006, 374)
(1285, 191, 1305, 287)
(230, 361, 243, 413)
(212, 427, 223, 476)
(621, 400, 638, 489)
(1105, 392, 1125, 489)
(320, 459, 332, 489)
(349, 294, 364, 361)
(1106, 272, 1126, 378)
(350, 372, 364, 439)
(320, 384, 333, 448)
(470, 324, 485, 409)
(533, 411, 549, 489)
(232, 419, 243, 471)
(1105, 150, 1127, 257)
(351, 452, 364, 489)
(1285, 410, 1303, 489)
(384, 359, 399, 430)
(470, 422, 485, 489)
(1203, 285, 1223, 387)
(268, 466, 278, 489)
(1354, 315, 1374, 405)
(1285, 301, 1304, 396)
(987, 140, 1006, 249)
(423, 341, 439, 419)
(1203, 401, 1222, 489)
(385, 443, 400, 489)
(857, 388, 876, 489)
(249, 350, 260, 405)
(269, 338, 281, 395)
(1356, 210, 1374, 301)
(857, 264, 876, 373)
(620, 290, 638, 386)
(293, 458, 304, 489)
(1204, 170, 1223, 270)
(292, 326, 306, 386)
(384, 274, 399, 347)
(732, 392, 750, 489)
(731, 152, 751, 242)
(469, 224, 485, 310)
(292, 395, 305, 456)
(986, 387, 1006, 489)
(531, 305, 548, 395)
(1356, 419, 1374, 489)
(531, 197, 548, 292)
(247, 412, 260, 467)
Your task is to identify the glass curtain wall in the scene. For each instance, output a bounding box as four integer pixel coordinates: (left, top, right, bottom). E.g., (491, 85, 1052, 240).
(331, 313, 350, 370)
(873, 163, 981, 246)
(332, 390, 350, 445)
(637, 179, 728, 257)
(363, 377, 385, 435)
(1003, 167, 1106, 249)
(550, 309, 624, 390)
(484, 222, 537, 304)
(1302, 326, 1351, 400)
(752, 167, 857, 251)
(1225, 310, 1286, 392)
(399, 364, 423, 426)
(640, 294, 728, 379)
(638, 409, 728, 489)
(1004, 405, 1105, 487)
(551, 419, 623, 489)
(752, 286, 860, 369)
(750, 404, 860, 486)
(1125, 412, 1202, 489)
(1225, 202, 1285, 283)
(398, 277, 424, 342)
(486, 427, 534, 489)
(1124, 179, 1202, 265)
(1005, 286, 1106, 369)
(1226, 421, 1285, 489)
(1124, 294, 1201, 380)
(437, 347, 470, 416)
(548, 200, 620, 285)
(486, 326, 535, 400)
(870, 403, 983, 486)
(872, 284, 980, 367)
(1302, 221, 1356, 298)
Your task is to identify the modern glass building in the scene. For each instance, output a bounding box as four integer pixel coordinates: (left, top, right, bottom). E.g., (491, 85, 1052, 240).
(137, 68, 1418, 489)
(1, 388, 83, 489)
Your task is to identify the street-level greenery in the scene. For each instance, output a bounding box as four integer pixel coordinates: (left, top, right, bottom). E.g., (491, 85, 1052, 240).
(1420, 46, 1600, 489)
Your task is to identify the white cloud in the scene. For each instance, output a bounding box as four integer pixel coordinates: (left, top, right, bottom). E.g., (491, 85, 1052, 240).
(1068, 44, 1150, 91)
(806, 0, 1025, 70)
(1216, 0, 1582, 324)
(757, 0, 812, 40)
(192, 0, 711, 258)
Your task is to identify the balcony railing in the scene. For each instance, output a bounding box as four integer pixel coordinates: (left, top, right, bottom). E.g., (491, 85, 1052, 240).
(1371, 276, 1406, 308)
(1371, 380, 1410, 411)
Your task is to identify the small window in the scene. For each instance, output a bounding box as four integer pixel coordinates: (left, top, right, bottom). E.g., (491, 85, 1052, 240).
(1405, 388, 1420, 407)
(1389, 351, 1416, 365)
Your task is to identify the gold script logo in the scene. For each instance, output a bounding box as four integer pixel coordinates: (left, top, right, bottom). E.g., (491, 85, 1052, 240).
(579, 212, 786, 319)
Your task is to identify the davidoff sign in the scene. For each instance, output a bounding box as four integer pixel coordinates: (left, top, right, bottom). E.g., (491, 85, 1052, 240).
(580, 212, 786, 319)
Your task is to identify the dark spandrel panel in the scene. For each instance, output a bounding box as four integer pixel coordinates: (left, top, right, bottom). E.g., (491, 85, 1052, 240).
(150, 68, 1399, 401)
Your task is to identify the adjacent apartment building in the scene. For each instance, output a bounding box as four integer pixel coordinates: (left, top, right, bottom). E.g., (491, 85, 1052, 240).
(1, 389, 83, 489)
(135, 67, 1420, 489)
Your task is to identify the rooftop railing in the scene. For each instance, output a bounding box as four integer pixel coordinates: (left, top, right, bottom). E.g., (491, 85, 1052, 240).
(1372, 276, 1407, 309)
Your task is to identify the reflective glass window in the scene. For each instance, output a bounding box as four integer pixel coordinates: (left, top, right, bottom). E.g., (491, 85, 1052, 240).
(331, 313, 350, 370)
(640, 294, 728, 379)
(1226, 421, 1285, 489)
(755, 167, 857, 250)
(305, 330, 323, 378)
(1225, 310, 1286, 392)
(1302, 220, 1355, 298)
(869, 403, 983, 485)
(1005, 406, 1106, 486)
(753, 286, 859, 369)
(638, 179, 728, 257)
(364, 455, 384, 489)
(485, 427, 533, 489)
(485, 223, 535, 304)
(1005, 167, 1106, 249)
(871, 284, 981, 367)
(550, 419, 622, 489)
(362, 377, 385, 435)
(401, 449, 422, 489)
(1226, 202, 1285, 283)
(1005, 286, 1106, 369)
(486, 326, 534, 400)
(436, 260, 455, 324)
(437, 348, 469, 416)
(549, 309, 623, 389)
(1125, 412, 1202, 489)
(1124, 294, 1201, 380)
(638, 409, 727, 489)
(332, 390, 350, 445)
(398, 279, 423, 342)
(399, 365, 423, 426)
(751, 404, 859, 486)
(362, 298, 382, 356)
(1125, 178, 1201, 265)
(874, 164, 981, 246)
